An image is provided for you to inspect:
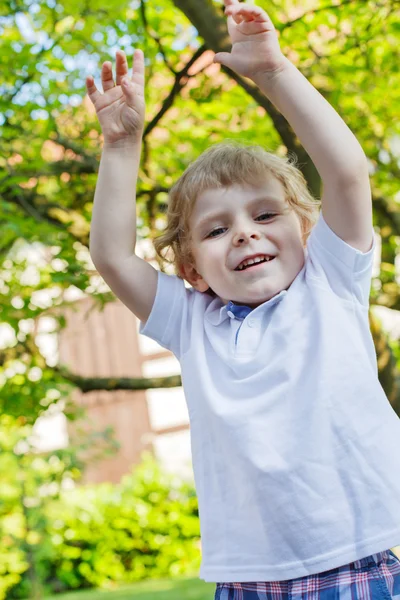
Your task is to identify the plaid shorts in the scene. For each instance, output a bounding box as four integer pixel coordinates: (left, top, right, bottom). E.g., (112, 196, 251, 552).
(214, 549, 400, 599)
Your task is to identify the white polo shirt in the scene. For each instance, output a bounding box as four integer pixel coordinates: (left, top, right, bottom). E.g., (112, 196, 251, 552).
(139, 211, 400, 582)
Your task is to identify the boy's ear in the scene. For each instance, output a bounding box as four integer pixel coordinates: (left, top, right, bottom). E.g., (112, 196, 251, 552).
(179, 262, 209, 293)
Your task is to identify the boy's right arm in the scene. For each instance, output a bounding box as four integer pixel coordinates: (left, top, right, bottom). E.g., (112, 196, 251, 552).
(89, 139, 158, 324)
(86, 49, 158, 324)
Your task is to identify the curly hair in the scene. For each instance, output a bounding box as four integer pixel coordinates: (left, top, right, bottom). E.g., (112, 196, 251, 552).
(153, 140, 321, 281)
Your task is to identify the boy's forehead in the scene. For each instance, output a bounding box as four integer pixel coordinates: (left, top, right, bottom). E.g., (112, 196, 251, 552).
(191, 179, 286, 220)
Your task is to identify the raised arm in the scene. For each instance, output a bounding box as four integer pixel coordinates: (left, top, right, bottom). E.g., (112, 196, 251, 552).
(214, 0, 372, 253)
(86, 50, 158, 323)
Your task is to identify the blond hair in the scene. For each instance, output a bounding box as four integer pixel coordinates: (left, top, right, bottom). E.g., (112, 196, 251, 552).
(153, 140, 321, 279)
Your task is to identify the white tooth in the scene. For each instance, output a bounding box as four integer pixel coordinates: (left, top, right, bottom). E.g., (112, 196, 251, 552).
(238, 255, 269, 270)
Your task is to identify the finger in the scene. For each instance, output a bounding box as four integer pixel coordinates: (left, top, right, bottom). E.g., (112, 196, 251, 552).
(225, 7, 246, 25)
(120, 49, 145, 104)
(226, 4, 270, 22)
(131, 49, 145, 91)
(213, 52, 234, 69)
(101, 61, 115, 92)
(237, 20, 273, 35)
(120, 76, 136, 107)
(85, 75, 102, 106)
(225, 5, 262, 16)
(115, 50, 129, 87)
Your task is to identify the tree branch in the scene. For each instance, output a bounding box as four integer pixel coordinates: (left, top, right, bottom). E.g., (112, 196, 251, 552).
(280, 0, 359, 32)
(144, 44, 208, 137)
(172, 0, 321, 198)
(53, 364, 182, 391)
(139, 0, 177, 76)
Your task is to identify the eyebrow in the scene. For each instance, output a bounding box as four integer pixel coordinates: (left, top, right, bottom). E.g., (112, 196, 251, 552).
(195, 196, 283, 231)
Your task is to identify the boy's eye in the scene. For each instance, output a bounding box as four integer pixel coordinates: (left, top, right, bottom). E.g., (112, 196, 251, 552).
(256, 212, 274, 221)
(205, 213, 275, 239)
(207, 227, 225, 238)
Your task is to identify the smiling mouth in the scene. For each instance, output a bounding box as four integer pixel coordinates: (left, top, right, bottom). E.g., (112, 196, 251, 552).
(235, 256, 275, 272)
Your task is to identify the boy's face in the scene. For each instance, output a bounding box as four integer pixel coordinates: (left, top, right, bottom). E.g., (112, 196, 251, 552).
(182, 178, 306, 308)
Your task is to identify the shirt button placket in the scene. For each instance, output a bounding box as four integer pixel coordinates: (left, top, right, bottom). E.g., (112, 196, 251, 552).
(236, 318, 259, 354)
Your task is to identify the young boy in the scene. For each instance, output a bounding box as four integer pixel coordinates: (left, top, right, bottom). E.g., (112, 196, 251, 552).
(86, 0, 400, 597)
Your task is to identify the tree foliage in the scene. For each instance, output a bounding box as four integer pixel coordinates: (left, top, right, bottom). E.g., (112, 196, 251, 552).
(0, 0, 399, 426)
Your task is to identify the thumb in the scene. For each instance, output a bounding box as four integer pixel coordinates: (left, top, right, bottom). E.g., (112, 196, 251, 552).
(213, 53, 233, 69)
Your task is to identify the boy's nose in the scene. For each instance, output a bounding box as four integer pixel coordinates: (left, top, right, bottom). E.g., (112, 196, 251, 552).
(233, 229, 262, 245)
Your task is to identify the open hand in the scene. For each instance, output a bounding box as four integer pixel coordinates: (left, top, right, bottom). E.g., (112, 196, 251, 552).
(86, 49, 145, 145)
(213, 0, 285, 80)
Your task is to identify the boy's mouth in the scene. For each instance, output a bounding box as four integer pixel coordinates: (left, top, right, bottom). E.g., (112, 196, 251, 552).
(235, 255, 275, 271)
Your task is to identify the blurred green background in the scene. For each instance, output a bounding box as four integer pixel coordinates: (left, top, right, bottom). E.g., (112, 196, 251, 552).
(0, 0, 399, 598)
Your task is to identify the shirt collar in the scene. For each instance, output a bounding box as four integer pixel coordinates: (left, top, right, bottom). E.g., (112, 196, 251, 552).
(226, 301, 253, 320)
(205, 290, 287, 325)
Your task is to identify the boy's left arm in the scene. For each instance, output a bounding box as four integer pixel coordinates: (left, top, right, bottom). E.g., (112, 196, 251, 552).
(215, 0, 373, 253)
(254, 58, 373, 253)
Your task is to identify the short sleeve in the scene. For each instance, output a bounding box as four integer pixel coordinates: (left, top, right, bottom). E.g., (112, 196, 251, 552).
(306, 211, 376, 307)
(139, 270, 194, 359)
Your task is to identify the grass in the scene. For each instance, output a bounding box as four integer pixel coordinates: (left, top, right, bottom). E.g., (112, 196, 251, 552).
(37, 549, 400, 600)
(44, 576, 216, 600)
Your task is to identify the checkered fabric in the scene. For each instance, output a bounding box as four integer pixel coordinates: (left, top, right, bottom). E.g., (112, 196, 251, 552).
(214, 549, 400, 599)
